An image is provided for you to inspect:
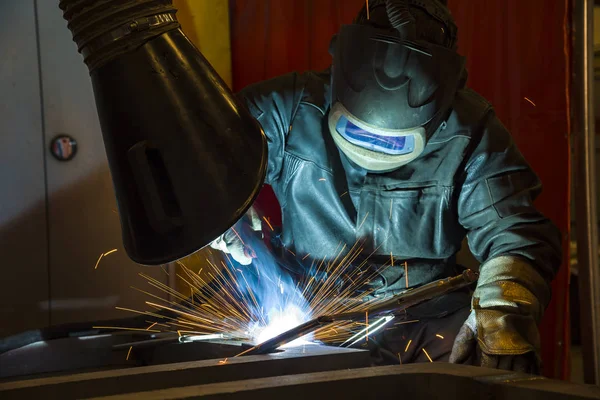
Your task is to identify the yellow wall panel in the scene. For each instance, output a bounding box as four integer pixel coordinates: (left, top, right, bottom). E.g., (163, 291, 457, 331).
(173, 0, 232, 88)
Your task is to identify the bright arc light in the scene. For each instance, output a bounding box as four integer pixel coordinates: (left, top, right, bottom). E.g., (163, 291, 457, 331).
(251, 305, 313, 348)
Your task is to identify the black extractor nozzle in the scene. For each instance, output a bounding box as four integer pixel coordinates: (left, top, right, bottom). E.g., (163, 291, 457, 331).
(59, 0, 267, 265)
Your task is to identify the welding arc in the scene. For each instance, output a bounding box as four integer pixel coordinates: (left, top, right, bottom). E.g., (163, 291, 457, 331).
(235, 318, 329, 356)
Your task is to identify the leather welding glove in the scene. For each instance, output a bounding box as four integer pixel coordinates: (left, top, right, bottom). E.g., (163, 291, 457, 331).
(210, 207, 262, 265)
(449, 256, 550, 374)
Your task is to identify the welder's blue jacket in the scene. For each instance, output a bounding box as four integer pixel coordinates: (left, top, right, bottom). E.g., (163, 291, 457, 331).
(239, 70, 562, 298)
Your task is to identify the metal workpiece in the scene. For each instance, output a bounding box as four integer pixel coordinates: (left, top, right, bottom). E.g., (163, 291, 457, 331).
(81, 364, 600, 400)
(240, 270, 478, 356)
(0, 332, 249, 380)
(0, 344, 370, 400)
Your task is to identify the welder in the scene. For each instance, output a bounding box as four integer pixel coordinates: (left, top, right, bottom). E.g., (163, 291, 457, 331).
(211, 0, 562, 374)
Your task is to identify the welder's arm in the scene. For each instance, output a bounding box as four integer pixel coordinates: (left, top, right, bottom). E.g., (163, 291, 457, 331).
(209, 73, 303, 263)
(450, 111, 562, 373)
(237, 72, 305, 185)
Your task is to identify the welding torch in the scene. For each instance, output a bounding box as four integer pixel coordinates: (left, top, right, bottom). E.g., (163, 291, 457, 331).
(236, 269, 478, 356)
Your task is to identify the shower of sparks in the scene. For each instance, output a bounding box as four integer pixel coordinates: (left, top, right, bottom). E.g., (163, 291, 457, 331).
(94, 249, 118, 269)
(111, 224, 400, 349)
(524, 97, 536, 107)
(422, 348, 433, 362)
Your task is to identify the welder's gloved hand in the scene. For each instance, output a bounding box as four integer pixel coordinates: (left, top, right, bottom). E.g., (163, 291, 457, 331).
(449, 256, 550, 375)
(209, 207, 262, 265)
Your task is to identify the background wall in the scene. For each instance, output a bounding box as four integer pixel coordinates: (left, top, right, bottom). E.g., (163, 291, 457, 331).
(0, 0, 234, 337)
(229, 0, 571, 379)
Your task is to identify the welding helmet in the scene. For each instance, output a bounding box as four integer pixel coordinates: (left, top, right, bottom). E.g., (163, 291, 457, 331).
(328, 0, 466, 172)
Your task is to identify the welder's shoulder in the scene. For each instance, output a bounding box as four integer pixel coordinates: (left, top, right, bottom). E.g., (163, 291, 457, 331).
(236, 71, 329, 121)
(438, 88, 506, 143)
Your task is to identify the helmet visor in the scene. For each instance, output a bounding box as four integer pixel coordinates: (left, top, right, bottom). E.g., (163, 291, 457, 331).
(335, 115, 416, 156)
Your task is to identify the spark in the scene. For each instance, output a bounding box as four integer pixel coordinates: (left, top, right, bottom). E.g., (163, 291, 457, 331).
(435, 334, 444, 339)
(340, 191, 348, 198)
(230, 227, 245, 245)
(319, 178, 327, 182)
(218, 358, 228, 364)
(366, 311, 369, 342)
(366, 0, 370, 20)
(390, 252, 394, 267)
(126, 346, 133, 361)
(93, 253, 104, 270)
(263, 217, 274, 231)
(340, 316, 394, 347)
(404, 262, 409, 288)
(302, 253, 311, 261)
(389, 199, 393, 219)
(394, 319, 419, 326)
(357, 212, 369, 231)
(524, 97, 536, 107)
(422, 348, 433, 362)
(94, 249, 118, 269)
(92, 326, 160, 333)
(405, 339, 412, 353)
(146, 322, 158, 330)
(398, 353, 402, 364)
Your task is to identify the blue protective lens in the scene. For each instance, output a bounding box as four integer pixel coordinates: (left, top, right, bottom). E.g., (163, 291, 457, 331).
(335, 116, 415, 155)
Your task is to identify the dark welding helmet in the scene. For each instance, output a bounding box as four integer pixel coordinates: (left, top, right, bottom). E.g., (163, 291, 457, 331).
(328, 0, 465, 172)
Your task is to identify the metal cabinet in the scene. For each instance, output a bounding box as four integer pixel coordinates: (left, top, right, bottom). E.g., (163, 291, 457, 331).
(0, 0, 49, 337)
(0, 0, 168, 337)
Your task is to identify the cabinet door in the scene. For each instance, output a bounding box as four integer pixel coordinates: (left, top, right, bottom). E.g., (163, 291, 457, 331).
(36, 0, 169, 326)
(0, 0, 49, 337)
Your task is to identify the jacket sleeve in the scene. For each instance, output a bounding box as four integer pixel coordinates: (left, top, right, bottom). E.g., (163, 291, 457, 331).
(237, 72, 304, 185)
(457, 108, 562, 308)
